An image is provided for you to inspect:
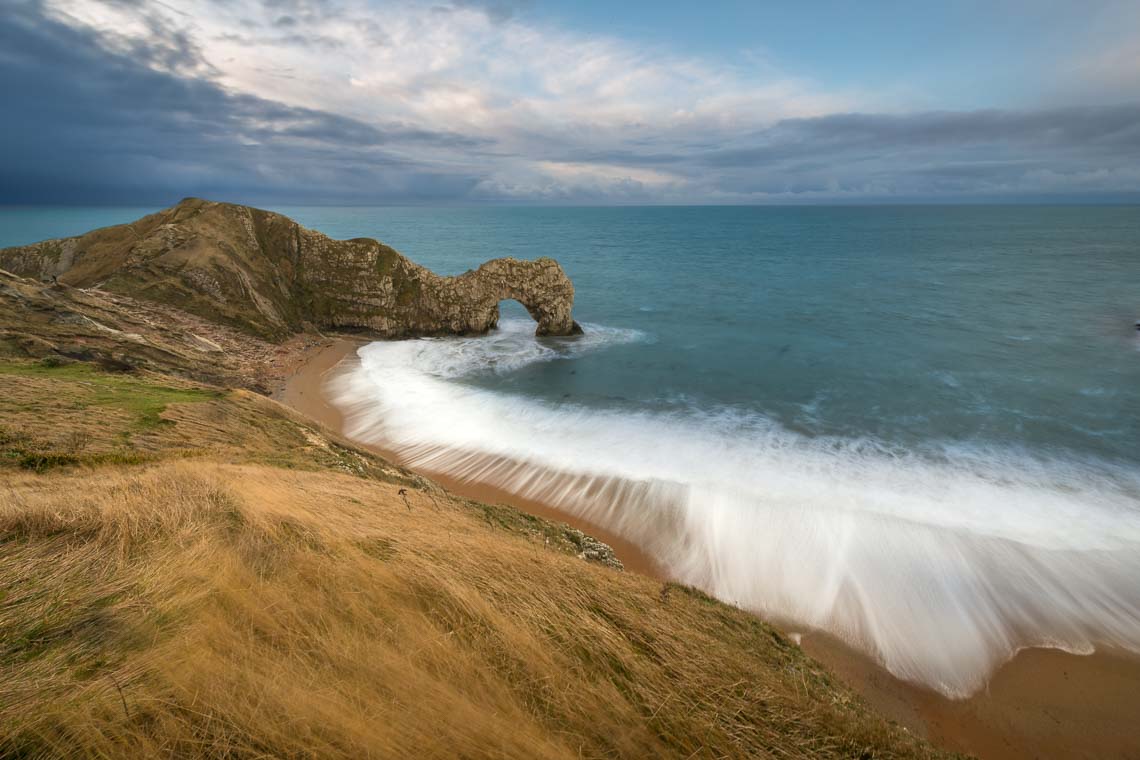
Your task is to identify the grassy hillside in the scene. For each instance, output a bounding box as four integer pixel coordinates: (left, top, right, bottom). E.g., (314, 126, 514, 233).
(0, 357, 952, 759)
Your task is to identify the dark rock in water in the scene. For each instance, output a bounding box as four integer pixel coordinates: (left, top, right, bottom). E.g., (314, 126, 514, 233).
(0, 198, 582, 340)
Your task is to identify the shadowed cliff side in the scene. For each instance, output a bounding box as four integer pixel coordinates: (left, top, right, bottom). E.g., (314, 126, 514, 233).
(0, 198, 583, 340)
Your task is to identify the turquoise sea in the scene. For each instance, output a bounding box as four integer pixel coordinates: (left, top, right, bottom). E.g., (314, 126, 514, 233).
(4, 204, 1140, 696)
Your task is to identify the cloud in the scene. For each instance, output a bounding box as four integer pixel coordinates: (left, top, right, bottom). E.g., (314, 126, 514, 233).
(0, 0, 490, 203)
(2, 0, 1140, 203)
(447, 0, 532, 25)
(684, 106, 1140, 200)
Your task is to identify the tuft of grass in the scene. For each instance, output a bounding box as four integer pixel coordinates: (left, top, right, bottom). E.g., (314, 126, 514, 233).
(14, 450, 153, 473)
(37, 355, 73, 369)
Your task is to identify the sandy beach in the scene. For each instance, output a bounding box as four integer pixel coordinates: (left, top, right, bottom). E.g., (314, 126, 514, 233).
(277, 338, 1140, 760)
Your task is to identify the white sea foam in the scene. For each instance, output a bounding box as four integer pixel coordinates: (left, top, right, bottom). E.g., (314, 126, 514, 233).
(330, 319, 1140, 698)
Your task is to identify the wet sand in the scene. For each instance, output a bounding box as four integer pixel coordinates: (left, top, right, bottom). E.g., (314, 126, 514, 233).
(277, 338, 1140, 760)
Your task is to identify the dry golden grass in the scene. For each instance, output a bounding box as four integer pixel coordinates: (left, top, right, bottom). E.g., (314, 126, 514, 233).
(0, 359, 953, 759)
(1, 462, 950, 759)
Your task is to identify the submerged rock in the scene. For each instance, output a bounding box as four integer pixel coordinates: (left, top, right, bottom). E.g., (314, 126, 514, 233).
(0, 198, 583, 340)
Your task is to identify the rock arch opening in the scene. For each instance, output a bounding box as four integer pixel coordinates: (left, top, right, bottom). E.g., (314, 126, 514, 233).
(470, 257, 583, 336)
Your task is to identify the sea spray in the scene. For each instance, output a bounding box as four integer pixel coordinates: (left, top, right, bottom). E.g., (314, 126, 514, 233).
(330, 319, 1140, 698)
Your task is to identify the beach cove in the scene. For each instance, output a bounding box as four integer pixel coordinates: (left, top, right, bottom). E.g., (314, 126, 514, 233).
(278, 336, 1140, 760)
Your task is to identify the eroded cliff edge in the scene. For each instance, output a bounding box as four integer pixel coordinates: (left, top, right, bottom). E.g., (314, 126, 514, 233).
(0, 198, 583, 340)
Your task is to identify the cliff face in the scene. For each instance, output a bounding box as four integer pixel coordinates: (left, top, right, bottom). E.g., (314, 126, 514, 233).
(0, 268, 330, 392)
(0, 198, 582, 340)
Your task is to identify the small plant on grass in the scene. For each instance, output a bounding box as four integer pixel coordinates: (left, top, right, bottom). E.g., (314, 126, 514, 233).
(62, 430, 91, 453)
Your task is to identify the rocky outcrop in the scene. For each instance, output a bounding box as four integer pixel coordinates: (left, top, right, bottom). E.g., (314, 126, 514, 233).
(0, 198, 583, 340)
(0, 268, 321, 391)
(562, 527, 624, 570)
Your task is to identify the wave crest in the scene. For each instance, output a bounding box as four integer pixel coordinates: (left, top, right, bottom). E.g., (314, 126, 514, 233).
(329, 324, 1140, 698)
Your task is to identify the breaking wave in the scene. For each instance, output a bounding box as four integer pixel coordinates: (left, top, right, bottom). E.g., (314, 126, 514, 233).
(330, 319, 1140, 698)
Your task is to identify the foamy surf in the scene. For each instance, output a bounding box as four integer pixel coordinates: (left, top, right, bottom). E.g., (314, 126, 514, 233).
(329, 319, 1140, 699)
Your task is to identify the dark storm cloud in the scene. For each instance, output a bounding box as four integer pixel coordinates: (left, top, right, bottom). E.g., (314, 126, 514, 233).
(701, 104, 1140, 169)
(0, 0, 485, 204)
(705, 105, 1140, 198)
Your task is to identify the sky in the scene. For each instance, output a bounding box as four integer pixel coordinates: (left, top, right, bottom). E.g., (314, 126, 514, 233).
(2, 0, 1139, 204)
